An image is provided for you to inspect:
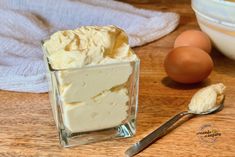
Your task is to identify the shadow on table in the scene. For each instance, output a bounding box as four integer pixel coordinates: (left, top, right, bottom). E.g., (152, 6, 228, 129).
(161, 77, 211, 90)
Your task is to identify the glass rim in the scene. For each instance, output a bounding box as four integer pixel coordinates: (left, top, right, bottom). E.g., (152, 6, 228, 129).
(192, 8, 235, 28)
(213, 0, 235, 6)
(41, 41, 140, 72)
(192, 0, 235, 28)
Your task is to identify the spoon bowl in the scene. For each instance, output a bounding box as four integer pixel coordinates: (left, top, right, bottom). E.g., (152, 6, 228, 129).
(188, 95, 225, 115)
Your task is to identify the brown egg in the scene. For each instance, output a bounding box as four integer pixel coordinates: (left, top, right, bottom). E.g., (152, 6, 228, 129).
(164, 46, 213, 84)
(174, 30, 212, 53)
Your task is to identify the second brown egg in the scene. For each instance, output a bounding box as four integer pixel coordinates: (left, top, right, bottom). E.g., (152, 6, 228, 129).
(174, 30, 212, 53)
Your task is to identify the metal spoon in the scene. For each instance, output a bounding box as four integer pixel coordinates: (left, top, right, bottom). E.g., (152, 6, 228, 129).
(125, 95, 225, 157)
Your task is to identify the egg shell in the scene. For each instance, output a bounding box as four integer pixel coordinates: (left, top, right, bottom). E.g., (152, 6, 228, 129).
(164, 46, 214, 84)
(174, 30, 212, 53)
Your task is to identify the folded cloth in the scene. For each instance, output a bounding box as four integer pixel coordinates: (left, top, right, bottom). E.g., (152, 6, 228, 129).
(0, 0, 179, 93)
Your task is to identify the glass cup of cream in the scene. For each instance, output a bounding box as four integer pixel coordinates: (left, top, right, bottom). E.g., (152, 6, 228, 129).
(42, 26, 140, 147)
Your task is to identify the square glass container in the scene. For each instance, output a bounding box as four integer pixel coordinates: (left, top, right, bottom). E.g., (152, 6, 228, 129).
(42, 44, 140, 147)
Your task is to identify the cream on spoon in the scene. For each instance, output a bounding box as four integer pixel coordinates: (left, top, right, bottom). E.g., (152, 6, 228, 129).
(188, 83, 225, 114)
(125, 83, 226, 157)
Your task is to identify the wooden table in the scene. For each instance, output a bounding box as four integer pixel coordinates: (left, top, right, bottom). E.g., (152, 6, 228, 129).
(1, 1, 235, 156)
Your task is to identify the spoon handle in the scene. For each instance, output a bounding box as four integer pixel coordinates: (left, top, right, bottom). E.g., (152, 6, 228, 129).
(125, 111, 191, 157)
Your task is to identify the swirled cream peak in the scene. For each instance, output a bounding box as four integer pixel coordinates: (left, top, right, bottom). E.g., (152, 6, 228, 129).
(43, 25, 137, 69)
(188, 83, 226, 114)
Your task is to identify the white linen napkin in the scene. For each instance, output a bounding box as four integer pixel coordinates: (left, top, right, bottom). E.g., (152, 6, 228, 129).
(0, 0, 179, 93)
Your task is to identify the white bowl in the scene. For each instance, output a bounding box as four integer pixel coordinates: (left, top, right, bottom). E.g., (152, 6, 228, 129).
(192, 0, 235, 60)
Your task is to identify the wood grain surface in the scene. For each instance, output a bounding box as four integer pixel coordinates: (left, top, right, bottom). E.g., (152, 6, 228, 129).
(0, 1, 235, 157)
